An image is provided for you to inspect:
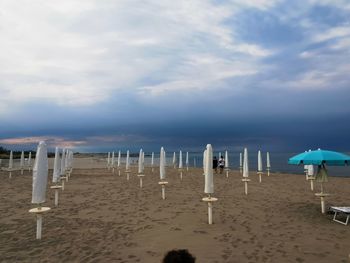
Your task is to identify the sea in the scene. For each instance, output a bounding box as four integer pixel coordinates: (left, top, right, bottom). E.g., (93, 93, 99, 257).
(142, 151, 350, 178)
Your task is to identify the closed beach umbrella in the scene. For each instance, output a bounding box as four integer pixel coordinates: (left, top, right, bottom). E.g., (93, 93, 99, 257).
(225, 151, 229, 168)
(107, 152, 110, 167)
(117, 151, 121, 167)
(186, 152, 189, 166)
(267, 152, 271, 168)
(32, 141, 48, 204)
(172, 152, 176, 167)
(126, 150, 130, 170)
(60, 149, 66, 176)
(111, 152, 115, 167)
(151, 152, 154, 166)
(65, 149, 69, 170)
(203, 149, 206, 174)
(179, 150, 183, 169)
(160, 147, 166, 180)
(243, 148, 249, 178)
(9, 151, 13, 169)
(258, 150, 263, 172)
(138, 149, 143, 174)
(28, 152, 32, 166)
(52, 147, 61, 183)
(20, 151, 25, 168)
(219, 152, 222, 159)
(204, 144, 214, 194)
(239, 152, 243, 173)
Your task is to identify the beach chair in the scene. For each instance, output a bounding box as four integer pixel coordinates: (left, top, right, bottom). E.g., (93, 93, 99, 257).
(330, 207, 350, 225)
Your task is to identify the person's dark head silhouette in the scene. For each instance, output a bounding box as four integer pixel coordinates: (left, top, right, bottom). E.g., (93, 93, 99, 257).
(162, 249, 196, 263)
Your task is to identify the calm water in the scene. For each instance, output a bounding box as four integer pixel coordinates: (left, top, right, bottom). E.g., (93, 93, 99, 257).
(143, 151, 350, 178)
(1, 151, 348, 177)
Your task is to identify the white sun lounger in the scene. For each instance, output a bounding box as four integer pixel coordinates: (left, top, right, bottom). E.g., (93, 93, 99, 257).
(330, 207, 350, 225)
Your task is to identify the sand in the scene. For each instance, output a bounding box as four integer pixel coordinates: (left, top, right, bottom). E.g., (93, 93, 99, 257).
(1, 157, 350, 263)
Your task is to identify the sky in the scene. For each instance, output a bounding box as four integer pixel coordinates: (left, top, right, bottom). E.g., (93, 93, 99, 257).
(0, 0, 349, 153)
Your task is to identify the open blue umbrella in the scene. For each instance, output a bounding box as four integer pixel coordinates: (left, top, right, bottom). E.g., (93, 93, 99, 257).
(288, 149, 350, 166)
(288, 149, 350, 213)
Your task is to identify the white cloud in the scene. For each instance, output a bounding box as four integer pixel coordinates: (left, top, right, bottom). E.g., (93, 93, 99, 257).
(0, 0, 273, 112)
(312, 26, 350, 43)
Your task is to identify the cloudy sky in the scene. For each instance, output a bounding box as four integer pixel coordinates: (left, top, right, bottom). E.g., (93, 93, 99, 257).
(0, 0, 349, 152)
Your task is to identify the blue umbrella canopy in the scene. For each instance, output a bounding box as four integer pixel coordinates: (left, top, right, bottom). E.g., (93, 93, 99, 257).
(288, 149, 350, 166)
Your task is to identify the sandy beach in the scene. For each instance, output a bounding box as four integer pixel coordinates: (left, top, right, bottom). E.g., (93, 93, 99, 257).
(1, 157, 350, 263)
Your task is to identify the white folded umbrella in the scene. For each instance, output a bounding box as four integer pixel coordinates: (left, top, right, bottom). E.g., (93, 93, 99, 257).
(267, 152, 271, 168)
(52, 147, 61, 183)
(9, 151, 13, 169)
(138, 149, 143, 174)
(126, 150, 130, 170)
(258, 150, 263, 172)
(32, 141, 48, 204)
(204, 144, 214, 194)
(20, 151, 25, 168)
(243, 148, 249, 178)
(28, 152, 32, 166)
(60, 149, 66, 175)
(179, 150, 183, 169)
(225, 150, 229, 168)
(160, 147, 166, 180)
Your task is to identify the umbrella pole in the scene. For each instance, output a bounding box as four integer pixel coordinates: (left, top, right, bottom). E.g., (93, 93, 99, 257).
(126, 171, 130, 181)
(202, 195, 218, 225)
(242, 178, 250, 195)
(159, 181, 168, 200)
(29, 206, 51, 240)
(138, 174, 144, 188)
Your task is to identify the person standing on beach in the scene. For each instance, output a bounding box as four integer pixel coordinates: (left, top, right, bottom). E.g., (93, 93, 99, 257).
(218, 155, 225, 174)
(213, 156, 218, 173)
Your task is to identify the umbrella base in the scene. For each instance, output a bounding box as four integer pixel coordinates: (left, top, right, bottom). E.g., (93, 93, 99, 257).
(202, 197, 218, 225)
(315, 193, 331, 214)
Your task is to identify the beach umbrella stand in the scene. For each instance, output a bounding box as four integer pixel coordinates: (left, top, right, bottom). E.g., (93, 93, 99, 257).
(179, 169, 183, 180)
(50, 185, 62, 207)
(126, 170, 130, 181)
(158, 181, 168, 200)
(60, 177, 66, 191)
(308, 176, 315, 191)
(315, 191, 331, 214)
(202, 195, 218, 225)
(29, 206, 51, 239)
(138, 174, 145, 188)
(242, 178, 250, 195)
(225, 168, 230, 178)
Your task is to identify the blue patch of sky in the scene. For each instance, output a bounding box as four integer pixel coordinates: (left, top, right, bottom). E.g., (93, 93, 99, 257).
(224, 8, 304, 48)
